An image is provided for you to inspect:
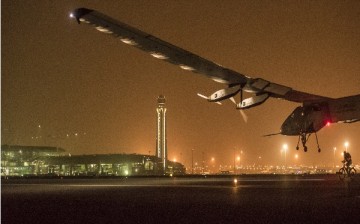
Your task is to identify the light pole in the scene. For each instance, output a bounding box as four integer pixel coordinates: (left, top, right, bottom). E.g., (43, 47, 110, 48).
(202, 151, 205, 175)
(211, 157, 215, 174)
(283, 144, 288, 169)
(191, 149, 195, 174)
(333, 147, 336, 168)
(233, 148, 236, 174)
(258, 156, 262, 167)
(240, 150, 243, 168)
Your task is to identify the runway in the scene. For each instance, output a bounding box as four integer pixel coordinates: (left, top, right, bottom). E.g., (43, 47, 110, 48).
(2, 175, 360, 223)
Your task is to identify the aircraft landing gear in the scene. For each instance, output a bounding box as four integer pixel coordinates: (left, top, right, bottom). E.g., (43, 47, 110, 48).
(315, 132, 321, 153)
(296, 132, 321, 152)
(296, 133, 309, 152)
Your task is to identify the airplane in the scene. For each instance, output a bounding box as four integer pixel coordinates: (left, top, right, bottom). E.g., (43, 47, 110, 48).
(69, 8, 360, 153)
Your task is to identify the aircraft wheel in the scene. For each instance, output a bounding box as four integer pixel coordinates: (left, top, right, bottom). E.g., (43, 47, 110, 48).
(296, 146, 299, 150)
(304, 146, 308, 152)
(318, 148, 321, 153)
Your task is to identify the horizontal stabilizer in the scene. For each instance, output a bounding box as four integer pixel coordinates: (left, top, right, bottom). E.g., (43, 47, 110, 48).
(263, 133, 281, 137)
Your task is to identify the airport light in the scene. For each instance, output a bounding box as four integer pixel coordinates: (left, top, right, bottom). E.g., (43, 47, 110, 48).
(344, 141, 349, 152)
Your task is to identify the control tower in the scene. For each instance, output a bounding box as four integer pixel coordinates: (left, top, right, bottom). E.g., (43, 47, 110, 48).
(156, 95, 167, 173)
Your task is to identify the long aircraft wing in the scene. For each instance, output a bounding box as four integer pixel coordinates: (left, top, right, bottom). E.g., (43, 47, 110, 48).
(70, 8, 332, 106)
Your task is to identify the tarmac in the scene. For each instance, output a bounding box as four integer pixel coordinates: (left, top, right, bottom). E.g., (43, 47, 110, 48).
(2, 174, 360, 224)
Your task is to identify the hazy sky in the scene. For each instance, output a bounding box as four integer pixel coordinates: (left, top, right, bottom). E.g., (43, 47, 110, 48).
(2, 0, 360, 168)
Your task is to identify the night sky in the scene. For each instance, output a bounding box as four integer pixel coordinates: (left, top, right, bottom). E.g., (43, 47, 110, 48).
(2, 0, 360, 168)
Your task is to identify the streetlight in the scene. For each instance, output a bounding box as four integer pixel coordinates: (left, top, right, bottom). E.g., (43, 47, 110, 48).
(211, 157, 215, 174)
(294, 154, 298, 166)
(344, 141, 349, 152)
(191, 149, 195, 174)
(202, 151, 206, 175)
(233, 148, 236, 174)
(283, 144, 288, 169)
(240, 150, 243, 168)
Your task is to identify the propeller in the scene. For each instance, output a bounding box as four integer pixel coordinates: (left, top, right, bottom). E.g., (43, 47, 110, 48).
(197, 93, 222, 105)
(230, 97, 248, 123)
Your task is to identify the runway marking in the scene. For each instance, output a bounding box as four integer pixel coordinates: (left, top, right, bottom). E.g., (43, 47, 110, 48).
(3, 181, 327, 190)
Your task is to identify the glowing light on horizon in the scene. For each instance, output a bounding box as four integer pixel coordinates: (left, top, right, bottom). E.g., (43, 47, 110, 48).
(233, 178, 238, 184)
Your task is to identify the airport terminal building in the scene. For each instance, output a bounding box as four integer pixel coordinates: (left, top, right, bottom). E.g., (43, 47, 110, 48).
(1, 145, 185, 177)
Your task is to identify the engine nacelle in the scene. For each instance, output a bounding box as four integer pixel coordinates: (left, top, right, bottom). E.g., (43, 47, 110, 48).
(208, 86, 241, 102)
(237, 93, 269, 109)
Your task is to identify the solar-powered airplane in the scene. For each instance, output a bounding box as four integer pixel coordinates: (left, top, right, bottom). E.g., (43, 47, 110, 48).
(70, 8, 360, 152)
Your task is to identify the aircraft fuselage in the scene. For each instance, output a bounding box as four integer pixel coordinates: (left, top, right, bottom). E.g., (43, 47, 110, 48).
(281, 94, 360, 136)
